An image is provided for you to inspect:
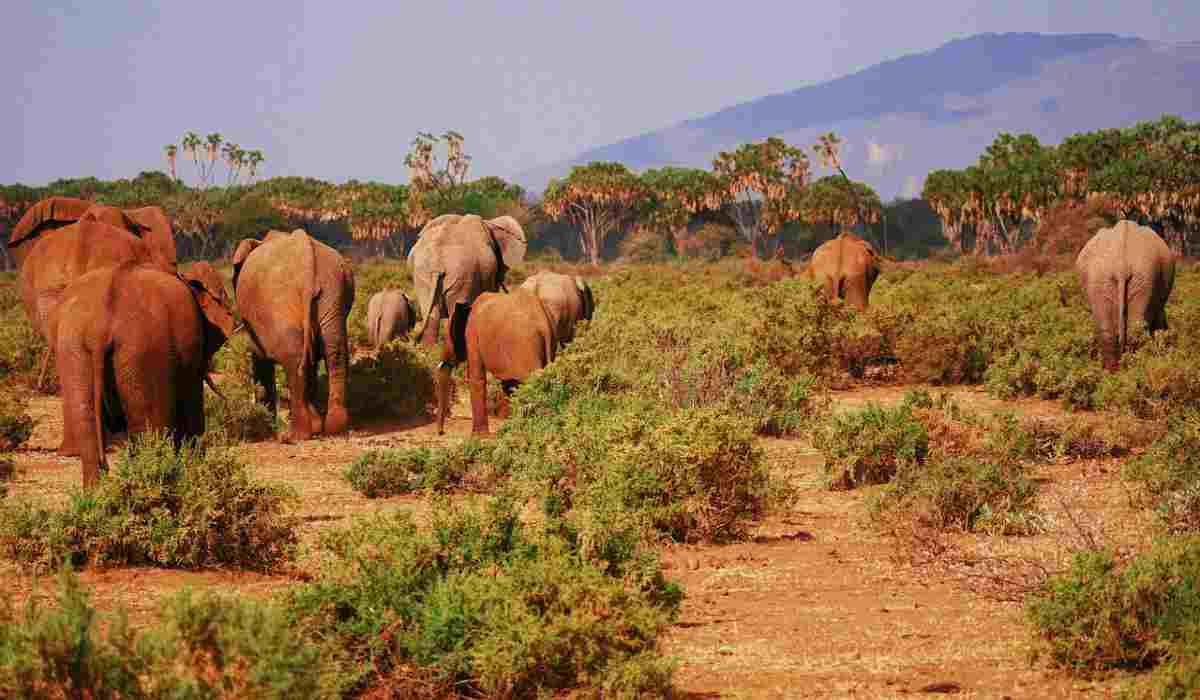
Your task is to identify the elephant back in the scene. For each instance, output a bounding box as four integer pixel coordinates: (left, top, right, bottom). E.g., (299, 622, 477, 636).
(1077, 221, 1172, 276)
(9, 197, 93, 252)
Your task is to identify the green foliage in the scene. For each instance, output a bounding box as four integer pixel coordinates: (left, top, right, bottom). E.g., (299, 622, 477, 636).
(0, 432, 298, 570)
(206, 334, 278, 441)
(1124, 410, 1200, 534)
(1026, 538, 1200, 680)
(345, 440, 488, 497)
(0, 390, 34, 451)
(0, 569, 331, 699)
(816, 400, 928, 489)
(215, 193, 286, 245)
(284, 497, 679, 697)
(345, 342, 437, 421)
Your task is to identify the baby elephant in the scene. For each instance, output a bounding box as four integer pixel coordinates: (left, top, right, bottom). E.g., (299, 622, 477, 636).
(366, 289, 417, 348)
(1076, 220, 1175, 371)
(439, 289, 557, 435)
(53, 262, 236, 489)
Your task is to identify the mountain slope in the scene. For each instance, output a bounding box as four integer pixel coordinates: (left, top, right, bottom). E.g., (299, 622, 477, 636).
(517, 32, 1200, 198)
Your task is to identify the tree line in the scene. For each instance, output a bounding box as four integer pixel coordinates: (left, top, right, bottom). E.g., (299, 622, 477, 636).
(923, 115, 1200, 256)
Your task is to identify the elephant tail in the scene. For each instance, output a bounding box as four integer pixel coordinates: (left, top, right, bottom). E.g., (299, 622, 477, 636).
(1117, 274, 1128, 356)
(91, 342, 108, 472)
(299, 231, 321, 373)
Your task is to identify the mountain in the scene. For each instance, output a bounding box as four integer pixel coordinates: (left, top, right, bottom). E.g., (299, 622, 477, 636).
(516, 32, 1200, 199)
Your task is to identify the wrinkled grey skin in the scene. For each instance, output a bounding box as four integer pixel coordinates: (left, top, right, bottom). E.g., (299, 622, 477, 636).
(233, 229, 356, 441)
(519, 271, 594, 346)
(1076, 220, 1175, 371)
(366, 289, 417, 348)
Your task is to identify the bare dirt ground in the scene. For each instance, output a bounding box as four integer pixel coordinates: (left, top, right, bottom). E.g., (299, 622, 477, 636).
(2, 386, 1150, 698)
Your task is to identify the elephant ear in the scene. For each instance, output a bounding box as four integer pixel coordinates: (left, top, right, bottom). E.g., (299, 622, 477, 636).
(185, 278, 237, 359)
(182, 261, 231, 308)
(123, 206, 178, 273)
(8, 196, 92, 250)
(575, 276, 595, 321)
(450, 301, 472, 365)
(232, 239, 262, 291)
(485, 215, 527, 268)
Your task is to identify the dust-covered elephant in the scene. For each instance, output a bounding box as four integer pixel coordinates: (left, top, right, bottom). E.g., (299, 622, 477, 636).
(1076, 220, 1175, 371)
(7, 196, 178, 345)
(366, 289, 417, 349)
(53, 263, 235, 489)
(233, 229, 355, 442)
(807, 232, 881, 311)
(440, 289, 556, 436)
(408, 214, 527, 422)
(519, 271, 594, 346)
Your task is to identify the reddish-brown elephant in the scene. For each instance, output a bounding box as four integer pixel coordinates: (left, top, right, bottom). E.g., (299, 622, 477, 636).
(806, 232, 882, 311)
(519, 271, 594, 347)
(53, 263, 235, 489)
(441, 289, 557, 436)
(233, 229, 355, 442)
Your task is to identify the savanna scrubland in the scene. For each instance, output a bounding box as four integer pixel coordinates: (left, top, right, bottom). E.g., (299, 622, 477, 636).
(0, 117, 1199, 697)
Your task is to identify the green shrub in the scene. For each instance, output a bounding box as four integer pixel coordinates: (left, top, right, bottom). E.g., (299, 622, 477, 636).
(346, 341, 437, 421)
(0, 568, 333, 699)
(284, 497, 679, 697)
(206, 333, 278, 441)
(1027, 538, 1200, 676)
(816, 402, 928, 489)
(1124, 410, 1200, 534)
(345, 440, 489, 497)
(0, 432, 298, 570)
(870, 457, 1043, 535)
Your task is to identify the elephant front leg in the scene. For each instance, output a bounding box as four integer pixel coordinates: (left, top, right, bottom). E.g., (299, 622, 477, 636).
(436, 364, 453, 436)
(253, 357, 278, 416)
(467, 352, 489, 436)
(59, 352, 104, 490)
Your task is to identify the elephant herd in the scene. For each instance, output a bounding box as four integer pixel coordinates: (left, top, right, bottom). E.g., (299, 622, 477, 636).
(5, 202, 596, 489)
(2, 194, 1172, 489)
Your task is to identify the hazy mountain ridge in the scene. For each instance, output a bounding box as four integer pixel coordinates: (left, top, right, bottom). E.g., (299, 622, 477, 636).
(517, 32, 1200, 199)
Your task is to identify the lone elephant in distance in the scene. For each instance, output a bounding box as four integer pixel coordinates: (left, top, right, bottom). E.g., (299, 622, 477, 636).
(366, 289, 417, 349)
(1076, 220, 1175, 371)
(53, 263, 235, 489)
(233, 229, 355, 442)
(807, 232, 881, 311)
(519, 271, 594, 346)
(440, 289, 556, 436)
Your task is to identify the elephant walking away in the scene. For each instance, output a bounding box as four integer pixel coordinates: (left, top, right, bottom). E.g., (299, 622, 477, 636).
(1076, 220, 1175, 371)
(366, 289, 417, 348)
(440, 289, 556, 436)
(519, 271, 594, 346)
(233, 229, 355, 442)
(53, 263, 235, 489)
(807, 232, 881, 311)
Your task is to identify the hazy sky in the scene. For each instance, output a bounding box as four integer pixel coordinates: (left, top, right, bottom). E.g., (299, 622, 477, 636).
(5, 1, 1198, 186)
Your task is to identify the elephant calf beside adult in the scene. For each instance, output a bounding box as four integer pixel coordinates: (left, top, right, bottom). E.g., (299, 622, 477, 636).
(519, 271, 594, 347)
(366, 289, 417, 349)
(233, 229, 355, 442)
(53, 262, 235, 489)
(1076, 220, 1175, 371)
(440, 289, 557, 436)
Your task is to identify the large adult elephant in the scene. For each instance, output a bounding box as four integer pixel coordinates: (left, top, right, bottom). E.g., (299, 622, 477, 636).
(443, 289, 556, 435)
(8, 197, 178, 342)
(1076, 220, 1175, 371)
(519, 271, 594, 346)
(408, 214, 527, 422)
(53, 263, 235, 489)
(807, 232, 881, 311)
(233, 229, 355, 442)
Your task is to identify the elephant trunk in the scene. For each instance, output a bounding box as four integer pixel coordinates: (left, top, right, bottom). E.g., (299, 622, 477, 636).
(420, 272, 447, 347)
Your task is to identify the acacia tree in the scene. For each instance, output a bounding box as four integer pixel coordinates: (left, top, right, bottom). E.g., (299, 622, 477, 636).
(712, 137, 811, 258)
(543, 162, 648, 266)
(638, 167, 724, 255)
(165, 132, 263, 187)
(801, 176, 882, 233)
(404, 130, 473, 228)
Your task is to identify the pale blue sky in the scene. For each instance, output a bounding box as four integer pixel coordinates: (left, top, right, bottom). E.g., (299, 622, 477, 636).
(4, 1, 1197, 186)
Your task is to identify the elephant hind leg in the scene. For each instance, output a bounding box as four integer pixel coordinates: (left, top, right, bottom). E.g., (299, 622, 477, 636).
(284, 359, 313, 443)
(252, 356, 278, 416)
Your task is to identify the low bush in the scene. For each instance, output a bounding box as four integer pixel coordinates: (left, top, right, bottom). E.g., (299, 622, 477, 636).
(345, 440, 489, 497)
(0, 390, 34, 450)
(206, 333, 278, 441)
(1026, 538, 1200, 679)
(345, 341, 437, 422)
(0, 288, 47, 389)
(1124, 410, 1200, 534)
(0, 432, 298, 570)
(0, 568, 331, 699)
(0, 454, 13, 498)
(284, 496, 680, 697)
(815, 401, 928, 489)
